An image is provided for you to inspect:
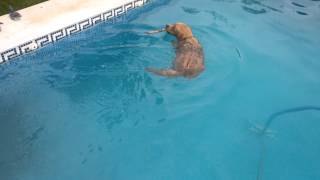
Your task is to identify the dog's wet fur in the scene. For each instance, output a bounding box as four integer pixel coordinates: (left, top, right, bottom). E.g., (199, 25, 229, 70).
(146, 23, 204, 79)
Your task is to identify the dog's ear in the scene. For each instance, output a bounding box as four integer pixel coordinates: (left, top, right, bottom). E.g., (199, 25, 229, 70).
(175, 24, 193, 40)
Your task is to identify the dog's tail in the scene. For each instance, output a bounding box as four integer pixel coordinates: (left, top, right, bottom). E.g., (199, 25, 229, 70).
(145, 67, 182, 77)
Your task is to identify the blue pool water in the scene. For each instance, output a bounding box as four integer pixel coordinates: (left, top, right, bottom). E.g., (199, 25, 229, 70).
(1, 0, 320, 179)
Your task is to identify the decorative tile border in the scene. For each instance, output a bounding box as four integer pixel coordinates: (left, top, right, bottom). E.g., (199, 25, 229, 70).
(0, 0, 150, 64)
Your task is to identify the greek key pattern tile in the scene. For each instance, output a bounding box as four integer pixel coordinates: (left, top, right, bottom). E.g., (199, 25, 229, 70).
(51, 29, 66, 42)
(0, 0, 150, 64)
(65, 24, 81, 36)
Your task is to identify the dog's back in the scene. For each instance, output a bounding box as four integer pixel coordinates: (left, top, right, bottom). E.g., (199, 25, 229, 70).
(175, 38, 204, 78)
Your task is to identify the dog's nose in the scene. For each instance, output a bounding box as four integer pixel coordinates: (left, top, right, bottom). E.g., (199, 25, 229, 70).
(165, 24, 170, 29)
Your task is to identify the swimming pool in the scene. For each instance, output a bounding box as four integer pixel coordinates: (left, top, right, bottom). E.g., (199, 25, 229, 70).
(1, 0, 320, 179)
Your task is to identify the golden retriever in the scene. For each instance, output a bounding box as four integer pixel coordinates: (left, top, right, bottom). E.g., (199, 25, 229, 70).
(145, 23, 204, 79)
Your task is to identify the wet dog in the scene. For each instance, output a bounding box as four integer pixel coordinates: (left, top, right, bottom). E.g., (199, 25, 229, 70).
(145, 23, 204, 79)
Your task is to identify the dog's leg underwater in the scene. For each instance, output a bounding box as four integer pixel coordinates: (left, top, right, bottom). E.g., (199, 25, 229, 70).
(146, 67, 181, 77)
(171, 41, 178, 48)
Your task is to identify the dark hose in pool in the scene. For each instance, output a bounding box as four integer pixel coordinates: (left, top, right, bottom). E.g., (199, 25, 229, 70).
(257, 106, 320, 180)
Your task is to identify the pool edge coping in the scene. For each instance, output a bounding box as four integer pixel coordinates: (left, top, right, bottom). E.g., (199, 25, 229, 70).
(0, 0, 151, 64)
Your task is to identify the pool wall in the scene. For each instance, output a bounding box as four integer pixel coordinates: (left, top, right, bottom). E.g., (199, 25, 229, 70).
(0, 0, 151, 64)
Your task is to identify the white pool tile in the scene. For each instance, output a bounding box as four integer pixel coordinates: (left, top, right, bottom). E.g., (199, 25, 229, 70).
(0, 0, 150, 63)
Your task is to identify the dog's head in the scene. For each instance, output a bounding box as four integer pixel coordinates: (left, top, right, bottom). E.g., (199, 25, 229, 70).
(165, 23, 193, 40)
